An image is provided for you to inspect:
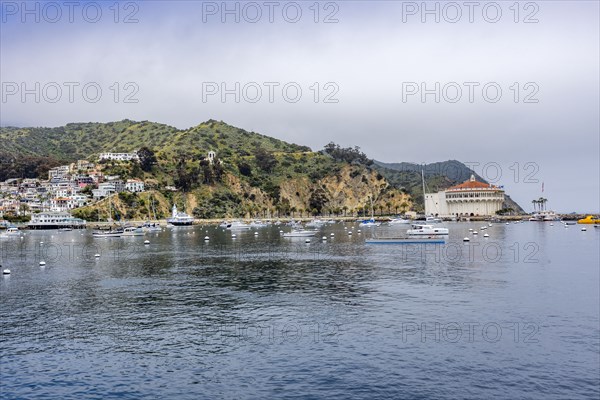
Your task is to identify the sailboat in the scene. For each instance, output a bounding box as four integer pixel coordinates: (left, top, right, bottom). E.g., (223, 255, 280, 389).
(143, 197, 163, 232)
(361, 196, 381, 227)
(93, 195, 124, 238)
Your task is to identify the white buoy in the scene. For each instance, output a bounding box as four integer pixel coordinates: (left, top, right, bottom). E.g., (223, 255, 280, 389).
(94, 253, 100, 258)
(232, 233, 236, 238)
(330, 233, 335, 236)
(279, 230, 284, 233)
(463, 237, 470, 242)
(348, 231, 352, 235)
(39, 261, 46, 266)
(550, 223, 554, 226)
(506, 222, 509, 225)
(305, 239, 311, 243)
(469, 228, 473, 232)
(3, 269, 10, 275)
(144, 240, 150, 244)
(473, 231, 478, 235)
(488, 223, 492, 227)
(204, 236, 210, 240)
(254, 232, 258, 235)
(483, 233, 489, 237)
(322, 236, 327, 240)
(40, 241, 44, 244)
(357, 229, 362, 233)
(581, 227, 587, 231)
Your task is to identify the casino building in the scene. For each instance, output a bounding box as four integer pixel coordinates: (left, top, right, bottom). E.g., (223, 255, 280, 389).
(425, 175, 505, 217)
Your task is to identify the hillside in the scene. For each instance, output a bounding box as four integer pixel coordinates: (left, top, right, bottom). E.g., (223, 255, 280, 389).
(0, 120, 524, 219)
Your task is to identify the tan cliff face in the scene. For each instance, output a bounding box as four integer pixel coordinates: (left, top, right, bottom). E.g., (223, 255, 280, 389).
(74, 165, 413, 221)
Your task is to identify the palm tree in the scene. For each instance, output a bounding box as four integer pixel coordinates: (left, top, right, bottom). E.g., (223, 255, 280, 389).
(342, 205, 348, 217)
(386, 201, 392, 215)
(400, 202, 409, 214)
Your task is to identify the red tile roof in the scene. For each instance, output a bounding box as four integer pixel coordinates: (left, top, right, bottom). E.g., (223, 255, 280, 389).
(446, 176, 502, 191)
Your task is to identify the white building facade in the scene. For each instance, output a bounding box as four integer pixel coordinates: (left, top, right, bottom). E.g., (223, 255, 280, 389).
(425, 175, 505, 217)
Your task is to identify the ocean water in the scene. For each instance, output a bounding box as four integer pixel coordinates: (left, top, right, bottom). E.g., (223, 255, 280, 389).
(1, 222, 599, 399)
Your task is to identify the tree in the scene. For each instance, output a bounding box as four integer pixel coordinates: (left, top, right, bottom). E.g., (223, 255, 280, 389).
(254, 147, 277, 173)
(137, 147, 157, 172)
(309, 187, 329, 215)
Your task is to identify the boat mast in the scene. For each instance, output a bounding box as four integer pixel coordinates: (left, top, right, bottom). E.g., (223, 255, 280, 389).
(422, 167, 426, 215)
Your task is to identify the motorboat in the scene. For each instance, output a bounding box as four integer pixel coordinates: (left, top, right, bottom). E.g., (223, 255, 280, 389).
(360, 218, 381, 227)
(529, 210, 560, 221)
(305, 219, 326, 228)
(5, 227, 21, 236)
(249, 220, 268, 228)
(425, 216, 443, 223)
(366, 236, 446, 244)
(142, 221, 162, 232)
(389, 217, 411, 224)
(406, 224, 449, 236)
(225, 220, 251, 230)
(122, 227, 146, 236)
(282, 229, 317, 238)
(92, 228, 124, 238)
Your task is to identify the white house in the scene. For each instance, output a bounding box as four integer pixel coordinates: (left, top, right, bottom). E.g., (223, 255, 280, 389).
(125, 179, 145, 193)
(99, 152, 139, 162)
(425, 175, 505, 218)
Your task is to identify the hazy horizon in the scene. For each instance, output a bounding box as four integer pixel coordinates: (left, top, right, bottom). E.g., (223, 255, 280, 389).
(1, 1, 598, 213)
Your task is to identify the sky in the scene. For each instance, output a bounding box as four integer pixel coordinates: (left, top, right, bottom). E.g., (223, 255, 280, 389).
(1, 0, 599, 213)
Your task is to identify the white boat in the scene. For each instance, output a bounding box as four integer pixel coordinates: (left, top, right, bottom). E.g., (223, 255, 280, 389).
(249, 220, 268, 228)
(529, 210, 559, 221)
(283, 229, 317, 237)
(166, 205, 194, 226)
(122, 227, 146, 236)
(425, 216, 443, 223)
(306, 219, 326, 228)
(142, 222, 162, 232)
(92, 228, 124, 238)
(5, 227, 21, 236)
(406, 224, 449, 236)
(225, 220, 251, 230)
(389, 217, 411, 224)
(360, 218, 381, 227)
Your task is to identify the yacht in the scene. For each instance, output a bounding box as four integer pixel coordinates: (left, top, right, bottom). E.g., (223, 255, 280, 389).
(361, 218, 381, 227)
(92, 228, 124, 238)
(225, 220, 251, 230)
(406, 224, 449, 236)
(27, 212, 86, 230)
(166, 205, 194, 226)
(283, 229, 317, 237)
(122, 227, 146, 236)
(249, 220, 268, 228)
(1, 227, 21, 237)
(306, 219, 326, 228)
(529, 210, 559, 221)
(425, 216, 443, 223)
(389, 217, 411, 224)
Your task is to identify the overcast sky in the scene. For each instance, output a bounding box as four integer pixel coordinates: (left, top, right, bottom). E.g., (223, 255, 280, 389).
(1, 1, 598, 212)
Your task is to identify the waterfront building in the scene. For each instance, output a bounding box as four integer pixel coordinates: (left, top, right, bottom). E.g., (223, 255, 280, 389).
(425, 175, 505, 217)
(99, 152, 139, 162)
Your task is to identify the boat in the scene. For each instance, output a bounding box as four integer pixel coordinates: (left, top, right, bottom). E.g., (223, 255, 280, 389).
(27, 212, 86, 230)
(224, 220, 251, 230)
(425, 216, 443, 223)
(406, 224, 449, 236)
(249, 220, 268, 228)
(577, 215, 600, 224)
(0, 227, 21, 237)
(282, 229, 317, 237)
(306, 219, 326, 228)
(166, 204, 194, 226)
(529, 210, 560, 221)
(389, 217, 411, 224)
(142, 221, 162, 232)
(361, 218, 381, 227)
(92, 228, 124, 238)
(366, 236, 446, 244)
(122, 226, 146, 236)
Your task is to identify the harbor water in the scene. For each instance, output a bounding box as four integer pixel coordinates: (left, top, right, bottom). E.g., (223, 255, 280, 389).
(1, 222, 599, 399)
